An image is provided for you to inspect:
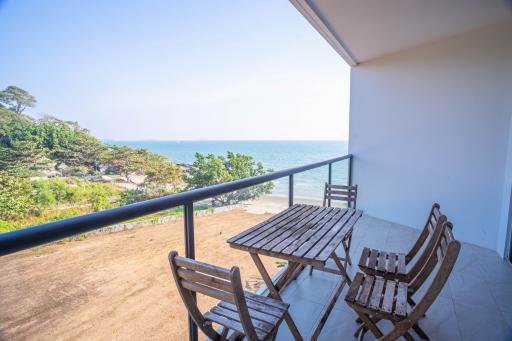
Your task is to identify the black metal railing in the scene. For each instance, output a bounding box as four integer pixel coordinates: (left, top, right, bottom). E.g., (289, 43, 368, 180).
(0, 153, 352, 341)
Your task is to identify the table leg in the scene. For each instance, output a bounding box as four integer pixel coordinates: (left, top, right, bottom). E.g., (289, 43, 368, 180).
(275, 261, 302, 291)
(331, 251, 352, 285)
(307, 251, 352, 340)
(308, 277, 347, 341)
(250, 253, 304, 341)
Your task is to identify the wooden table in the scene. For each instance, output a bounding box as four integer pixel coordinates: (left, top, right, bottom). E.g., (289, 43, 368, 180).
(228, 204, 363, 341)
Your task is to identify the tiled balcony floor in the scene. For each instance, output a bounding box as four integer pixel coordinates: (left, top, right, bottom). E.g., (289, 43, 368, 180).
(274, 215, 512, 341)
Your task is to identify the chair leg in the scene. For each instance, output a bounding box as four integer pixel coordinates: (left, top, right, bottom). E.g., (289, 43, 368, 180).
(356, 312, 384, 339)
(220, 327, 229, 341)
(386, 321, 416, 341)
(356, 325, 368, 341)
(412, 323, 430, 340)
(403, 331, 416, 341)
(408, 297, 426, 317)
(353, 323, 366, 337)
(263, 328, 278, 341)
(407, 297, 416, 307)
(232, 332, 245, 341)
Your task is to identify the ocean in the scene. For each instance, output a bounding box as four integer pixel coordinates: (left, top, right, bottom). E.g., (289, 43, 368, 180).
(106, 140, 349, 200)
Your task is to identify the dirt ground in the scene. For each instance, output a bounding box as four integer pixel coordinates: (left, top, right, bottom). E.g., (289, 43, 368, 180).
(0, 210, 281, 341)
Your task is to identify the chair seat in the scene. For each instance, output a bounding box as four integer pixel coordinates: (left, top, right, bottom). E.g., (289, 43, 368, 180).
(345, 273, 408, 320)
(358, 247, 407, 281)
(204, 291, 289, 340)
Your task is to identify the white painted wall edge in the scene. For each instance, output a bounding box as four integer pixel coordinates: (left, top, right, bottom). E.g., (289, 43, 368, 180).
(288, 0, 358, 66)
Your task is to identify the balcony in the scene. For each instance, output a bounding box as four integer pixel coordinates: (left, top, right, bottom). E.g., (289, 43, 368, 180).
(1, 154, 511, 340)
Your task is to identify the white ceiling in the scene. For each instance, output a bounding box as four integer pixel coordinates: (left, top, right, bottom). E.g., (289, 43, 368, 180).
(292, 0, 512, 65)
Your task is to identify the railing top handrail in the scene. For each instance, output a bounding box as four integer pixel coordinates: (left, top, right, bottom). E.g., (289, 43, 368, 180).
(0, 154, 351, 256)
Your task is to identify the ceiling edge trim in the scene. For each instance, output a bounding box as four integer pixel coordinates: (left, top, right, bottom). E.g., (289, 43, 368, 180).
(289, 0, 358, 66)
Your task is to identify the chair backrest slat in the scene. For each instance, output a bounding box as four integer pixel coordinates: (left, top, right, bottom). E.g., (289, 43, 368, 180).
(327, 195, 357, 202)
(323, 182, 358, 208)
(181, 279, 236, 304)
(174, 255, 231, 280)
(177, 267, 233, 293)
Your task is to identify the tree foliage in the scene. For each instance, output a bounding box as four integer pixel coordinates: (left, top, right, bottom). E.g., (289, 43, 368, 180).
(0, 86, 37, 114)
(143, 153, 184, 194)
(0, 172, 35, 220)
(0, 85, 273, 231)
(31, 178, 118, 212)
(0, 108, 46, 175)
(106, 146, 148, 182)
(187, 152, 273, 206)
(0, 108, 106, 176)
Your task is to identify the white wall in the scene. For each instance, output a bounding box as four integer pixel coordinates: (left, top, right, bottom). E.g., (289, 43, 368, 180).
(349, 18, 512, 254)
(497, 39, 512, 257)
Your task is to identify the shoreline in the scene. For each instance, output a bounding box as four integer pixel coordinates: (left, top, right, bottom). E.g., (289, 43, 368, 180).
(243, 194, 324, 214)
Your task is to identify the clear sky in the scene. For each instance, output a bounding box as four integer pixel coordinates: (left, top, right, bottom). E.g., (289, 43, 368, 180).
(0, 1, 350, 141)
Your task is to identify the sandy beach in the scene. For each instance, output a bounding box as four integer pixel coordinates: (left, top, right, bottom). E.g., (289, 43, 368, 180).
(244, 195, 324, 214)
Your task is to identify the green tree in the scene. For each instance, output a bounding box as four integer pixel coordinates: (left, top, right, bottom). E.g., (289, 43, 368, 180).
(33, 116, 107, 174)
(186, 152, 274, 206)
(143, 154, 184, 194)
(0, 86, 37, 114)
(0, 107, 46, 175)
(0, 172, 35, 220)
(58, 130, 107, 173)
(106, 146, 148, 182)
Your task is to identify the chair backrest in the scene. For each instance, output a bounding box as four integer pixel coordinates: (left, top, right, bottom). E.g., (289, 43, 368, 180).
(323, 183, 358, 208)
(405, 213, 449, 282)
(383, 221, 460, 340)
(168, 251, 259, 341)
(409, 221, 460, 317)
(405, 203, 443, 262)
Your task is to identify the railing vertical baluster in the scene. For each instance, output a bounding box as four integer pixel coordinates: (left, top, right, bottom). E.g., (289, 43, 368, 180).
(348, 155, 353, 186)
(184, 203, 198, 341)
(348, 155, 353, 208)
(328, 163, 332, 207)
(289, 174, 294, 207)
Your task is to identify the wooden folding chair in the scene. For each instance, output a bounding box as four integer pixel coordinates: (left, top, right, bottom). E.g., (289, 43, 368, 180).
(168, 251, 290, 341)
(309, 183, 358, 276)
(358, 203, 446, 282)
(323, 183, 358, 209)
(345, 220, 460, 341)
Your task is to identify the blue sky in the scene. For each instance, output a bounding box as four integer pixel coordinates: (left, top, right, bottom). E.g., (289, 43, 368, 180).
(0, 1, 350, 140)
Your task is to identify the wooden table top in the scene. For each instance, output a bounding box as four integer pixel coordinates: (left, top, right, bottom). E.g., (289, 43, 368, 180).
(228, 204, 362, 267)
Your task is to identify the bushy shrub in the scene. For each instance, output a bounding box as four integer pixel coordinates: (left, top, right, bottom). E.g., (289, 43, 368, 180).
(119, 189, 148, 205)
(0, 220, 14, 233)
(88, 183, 116, 211)
(0, 172, 35, 220)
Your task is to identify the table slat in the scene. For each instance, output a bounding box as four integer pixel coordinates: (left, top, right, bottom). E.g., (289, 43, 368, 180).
(250, 206, 323, 250)
(228, 205, 362, 266)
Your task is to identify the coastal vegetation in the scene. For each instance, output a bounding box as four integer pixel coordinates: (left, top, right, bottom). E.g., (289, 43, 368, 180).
(187, 152, 274, 206)
(0, 86, 273, 233)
